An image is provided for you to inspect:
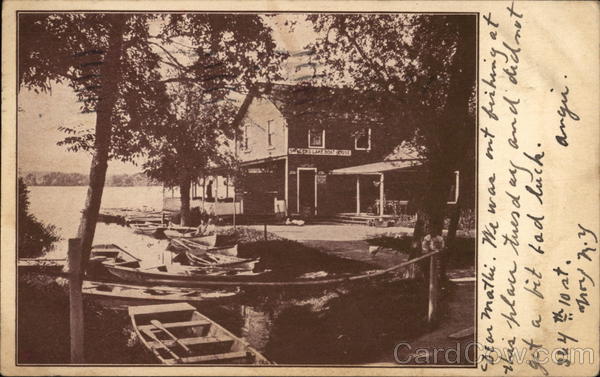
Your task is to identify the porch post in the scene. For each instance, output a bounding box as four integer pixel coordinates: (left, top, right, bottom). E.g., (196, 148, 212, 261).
(355, 175, 360, 215)
(231, 175, 236, 228)
(379, 173, 385, 219)
(284, 157, 289, 216)
(215, 175, 219, 216)
(201, 176, 205, 211)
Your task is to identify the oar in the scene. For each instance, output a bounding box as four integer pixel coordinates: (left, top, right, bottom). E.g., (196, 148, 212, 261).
(150, 320, 192, 354)
(143, 328, 182, 363)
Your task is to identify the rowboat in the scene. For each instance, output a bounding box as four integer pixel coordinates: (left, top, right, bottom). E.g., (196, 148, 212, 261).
(168, 239, 238, 257)
(105, 263, 268, 287)
(90, 244, 141, 267)
(184, 251, 258, 271)
(82, 280, 239, 307)
(130, 223, 167, 237)
(189, 243, 237, 257)
(162, 227, 201, 239)
(18, 258, 67, 274)
(128, 302, 271, 364)
(163, 231, 217, 247)
(126, 213, 165, 224)
(166, 225, 197, 232)
(18, 244, 141, 275)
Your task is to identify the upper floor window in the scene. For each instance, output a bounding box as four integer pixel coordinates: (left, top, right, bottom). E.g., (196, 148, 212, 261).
(308, 129, 325, 148)
(354, 128, 371, 150)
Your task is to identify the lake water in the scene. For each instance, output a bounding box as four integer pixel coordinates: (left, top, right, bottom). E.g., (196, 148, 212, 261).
(24, 186, 429, 364)
(28, 186, 170, 263)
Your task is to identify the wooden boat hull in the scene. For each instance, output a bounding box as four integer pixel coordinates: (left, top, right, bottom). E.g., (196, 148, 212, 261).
(18, 244, 141, 276)
(128, 302, 271, 365)
(184, 243, 238, 257)
(163, 231, 217, 245)
(131, 223, 166, 236)
(105, 264, 268, 287)
(82, 281, 239, 308)
(163, 228, 211, 240)
(167, 237, 228, 254)
(17, 258, 66, 274)
(184, 251, 257, 271)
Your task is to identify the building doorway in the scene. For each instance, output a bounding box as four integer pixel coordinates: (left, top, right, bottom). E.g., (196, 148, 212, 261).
(297, 168, 317, 216)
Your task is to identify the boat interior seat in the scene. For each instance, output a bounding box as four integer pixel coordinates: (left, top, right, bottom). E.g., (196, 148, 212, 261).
(139, 319, 211, 332)
(145, 333, 234, 348)
(181, 350, 249, 364)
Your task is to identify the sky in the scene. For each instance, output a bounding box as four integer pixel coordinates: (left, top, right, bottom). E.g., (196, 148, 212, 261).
(17, 14, 321, 175)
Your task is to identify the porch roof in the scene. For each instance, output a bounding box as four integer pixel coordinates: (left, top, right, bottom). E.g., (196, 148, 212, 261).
(330, 159, 422, 175)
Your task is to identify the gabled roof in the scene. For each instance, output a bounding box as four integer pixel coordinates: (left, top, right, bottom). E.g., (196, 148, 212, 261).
(254, 83, 388, 129)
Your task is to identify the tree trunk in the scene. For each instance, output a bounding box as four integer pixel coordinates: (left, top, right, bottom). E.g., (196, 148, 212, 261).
(412, 158, 453, 242)
(411, 15, 475, 277)
(179, 178, 191, 226)
(76, 15, 126, 272)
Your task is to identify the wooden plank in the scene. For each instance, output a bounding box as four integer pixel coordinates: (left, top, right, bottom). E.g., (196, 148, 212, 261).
(68, 238, 84, 363)
(148, 335, 233, 348)
(151, 319, 192, 354)
(128, 302, 195, 316)
(182, 350, 248, 364)
(428, 254, 440, 325)
(139, 320, 210, 332)
(141, 328, 181, 362)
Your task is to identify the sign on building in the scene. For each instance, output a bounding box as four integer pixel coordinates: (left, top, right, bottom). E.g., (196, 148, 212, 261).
(288, 147, 352, 156)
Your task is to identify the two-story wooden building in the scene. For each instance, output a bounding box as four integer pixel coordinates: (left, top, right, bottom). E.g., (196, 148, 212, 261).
(225, 83, 434, 217)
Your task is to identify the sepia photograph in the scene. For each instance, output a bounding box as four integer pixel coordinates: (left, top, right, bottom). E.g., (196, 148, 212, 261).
(15, 11, 477, 367)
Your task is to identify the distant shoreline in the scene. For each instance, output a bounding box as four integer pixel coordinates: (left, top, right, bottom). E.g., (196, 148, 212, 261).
(26, 184, 163, 187)
(20, 171, 159, 187)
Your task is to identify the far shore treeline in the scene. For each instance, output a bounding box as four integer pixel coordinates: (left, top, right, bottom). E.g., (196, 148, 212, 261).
(20, 171, 159, 187)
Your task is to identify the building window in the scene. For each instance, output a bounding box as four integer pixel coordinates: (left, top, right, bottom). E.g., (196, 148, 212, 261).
(354, 128, 371, 150)
(308, 129, 325, 148)
(241, 124, 249, 150)
(267, 120, 273, 148)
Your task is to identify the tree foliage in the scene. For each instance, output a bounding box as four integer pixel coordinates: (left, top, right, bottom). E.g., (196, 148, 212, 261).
(140, 14, 285, 224)
(19, 14, 171, 163)
(18, 178, 61, 258)
(306, 14, 476, 236)
(19, 14, 175, 271)
(306, 14, 476, 160)
(142, 84, 238, 188)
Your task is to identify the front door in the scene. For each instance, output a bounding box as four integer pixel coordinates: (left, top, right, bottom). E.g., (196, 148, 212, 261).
(298, 169, 316, 215)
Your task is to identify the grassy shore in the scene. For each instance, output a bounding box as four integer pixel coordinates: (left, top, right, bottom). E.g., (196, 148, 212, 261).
(17, 273, 145, 364)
